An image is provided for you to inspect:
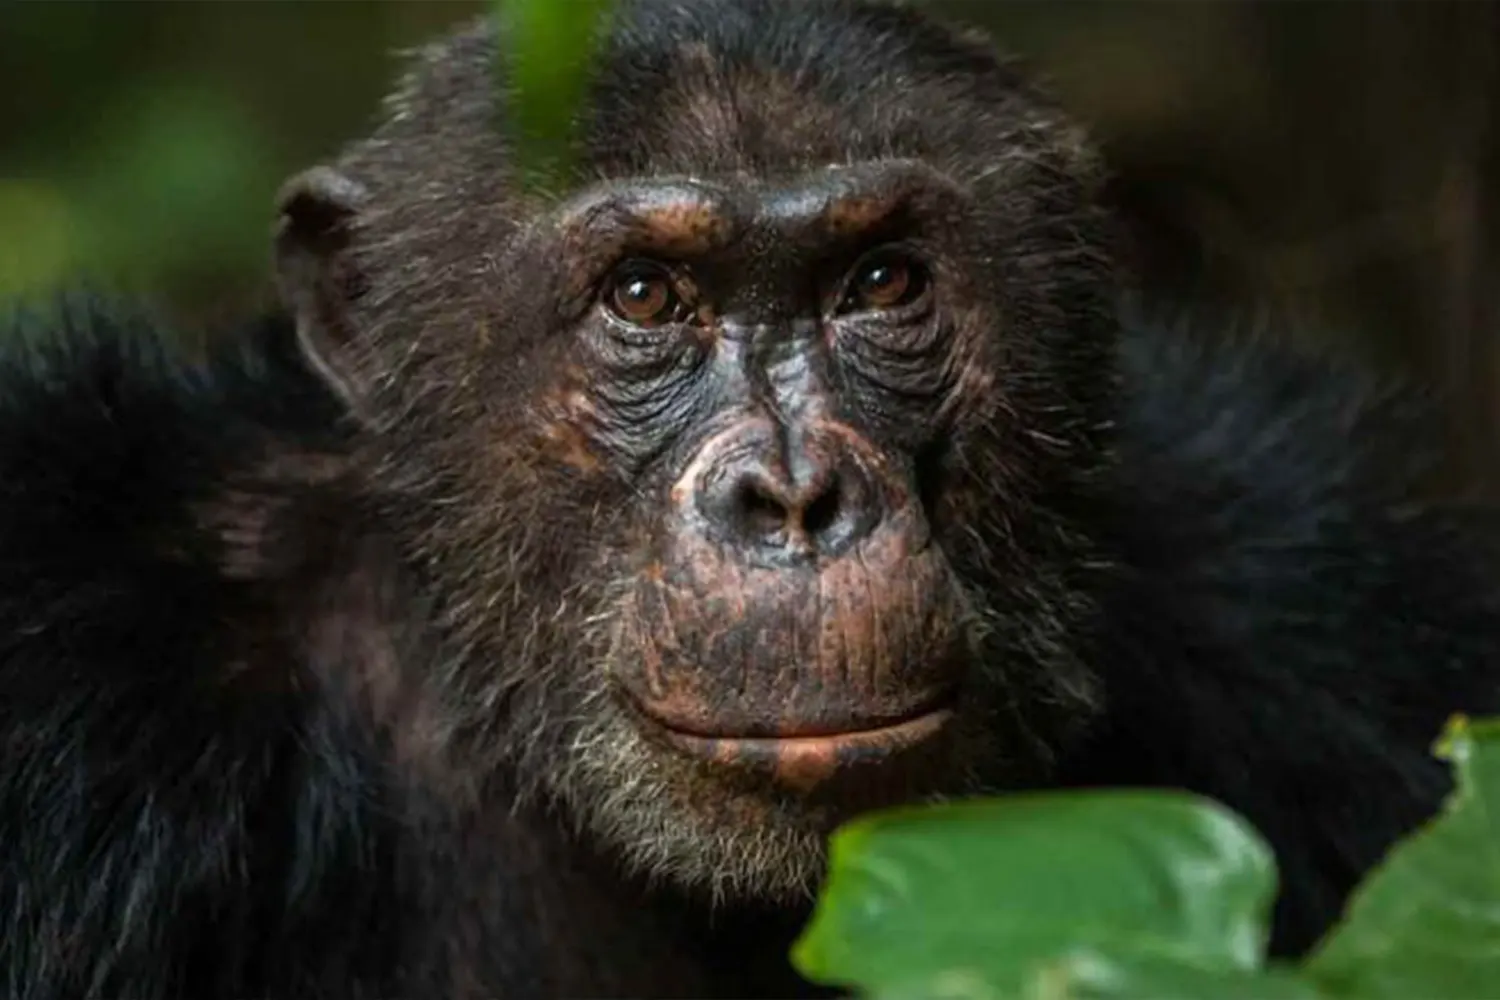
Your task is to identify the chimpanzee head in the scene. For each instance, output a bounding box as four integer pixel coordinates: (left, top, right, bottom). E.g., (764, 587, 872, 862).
(274, 0, 1116, 900)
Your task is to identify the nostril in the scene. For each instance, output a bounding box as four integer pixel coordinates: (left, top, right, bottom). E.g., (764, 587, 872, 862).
(692, 447, 883, 559)
(735, 478, 789, 539)
(801, 477, 842, 538)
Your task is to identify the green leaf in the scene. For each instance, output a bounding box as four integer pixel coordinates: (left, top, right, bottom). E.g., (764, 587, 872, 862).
(1015, 950, 1321, 1000)
(1304, 714, 1500, 998)
(868, 949, 1322, 1000)
(495, 0, 616, 187)
(792, 791, 1281, 997)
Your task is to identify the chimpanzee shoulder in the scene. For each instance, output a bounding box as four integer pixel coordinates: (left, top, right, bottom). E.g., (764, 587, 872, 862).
(0, 294, 394, 999)
(1071, 316, 1500, 952)
(0, 292, 346, 649)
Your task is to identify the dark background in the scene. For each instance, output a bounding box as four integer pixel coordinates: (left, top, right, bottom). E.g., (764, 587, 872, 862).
(2, 1, 1497, 487)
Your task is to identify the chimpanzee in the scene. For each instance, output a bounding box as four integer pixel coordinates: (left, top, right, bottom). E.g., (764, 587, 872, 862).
(2, 0, 1497, 997)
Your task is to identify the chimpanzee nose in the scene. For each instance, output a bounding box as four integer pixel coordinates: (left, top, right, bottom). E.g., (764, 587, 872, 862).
(695, 441, 882, 561)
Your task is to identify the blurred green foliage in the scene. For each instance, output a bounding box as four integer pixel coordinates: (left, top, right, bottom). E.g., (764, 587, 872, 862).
(0, 1, 482, 318)
(499, 0, 614, 186)
(0, 86, 265, 298)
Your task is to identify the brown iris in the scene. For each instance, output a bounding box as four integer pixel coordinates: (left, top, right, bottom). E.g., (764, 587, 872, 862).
(844, 248, 930, 312)
(605, 260, 687, 327)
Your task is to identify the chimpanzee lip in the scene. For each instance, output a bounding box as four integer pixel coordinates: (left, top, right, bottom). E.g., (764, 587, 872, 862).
(624, 684, 957, 740)
(624, 694, 957, 791)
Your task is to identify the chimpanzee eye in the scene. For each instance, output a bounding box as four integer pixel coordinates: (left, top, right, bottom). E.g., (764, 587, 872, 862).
(604, 260, 690, 328)
(839, 247, 932, 314)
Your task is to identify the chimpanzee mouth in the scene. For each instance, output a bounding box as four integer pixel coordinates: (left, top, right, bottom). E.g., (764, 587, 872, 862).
(622, 691, 958, 793)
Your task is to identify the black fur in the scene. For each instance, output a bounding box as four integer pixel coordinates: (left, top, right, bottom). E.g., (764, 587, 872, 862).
(0, 297, 393, 998)
(1087, 322, 1500, 952)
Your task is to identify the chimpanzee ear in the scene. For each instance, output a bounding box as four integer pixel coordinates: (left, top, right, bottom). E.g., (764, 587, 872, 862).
(273, 166, 372, 411)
